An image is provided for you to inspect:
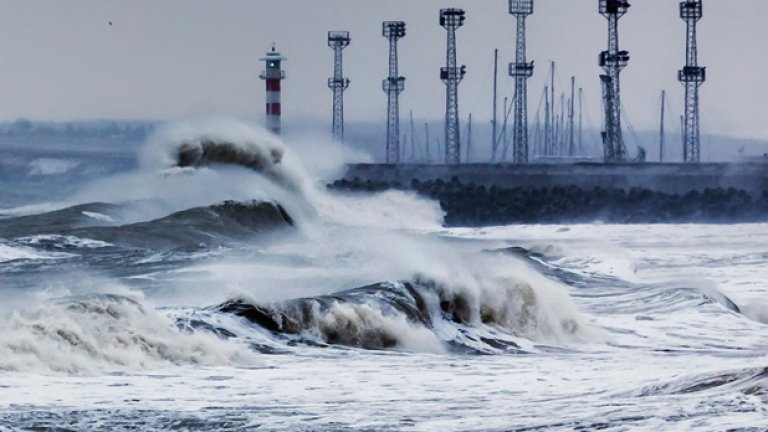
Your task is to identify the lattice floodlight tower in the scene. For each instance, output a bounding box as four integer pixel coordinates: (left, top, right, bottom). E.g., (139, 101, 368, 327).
(328, 31, 351, 143)
(678, 0, 705, 163)
(259, 45, 286, 135)
(382, 22, 406, 164)
(440, 8, 466, 165)
(598, 0, 630, 163)
(508, 0, 535, 164)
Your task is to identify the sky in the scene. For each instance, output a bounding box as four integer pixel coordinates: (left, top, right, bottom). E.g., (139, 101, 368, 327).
(0, 0, 766, 140)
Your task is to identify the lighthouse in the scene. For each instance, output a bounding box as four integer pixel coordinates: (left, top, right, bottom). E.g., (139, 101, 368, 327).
(259, 45, 286, 135)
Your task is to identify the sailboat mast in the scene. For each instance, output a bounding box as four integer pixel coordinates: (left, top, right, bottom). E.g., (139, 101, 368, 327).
(544, 86, 550, 156)
(410, 110, 416, 161)
(578, 87, 583, 154)
(550, 62, 555, 155)
(559, 92, 565, 155)
(492, 48, 499, 161)
(569, 76, 575, 156)
(659, 90, 666, 163)
(502, 97, 509, 161)
(466, 113, 473, 163)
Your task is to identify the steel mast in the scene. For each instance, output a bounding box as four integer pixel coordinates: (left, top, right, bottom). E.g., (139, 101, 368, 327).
(508, 0, 535, 164)
(382, 22, 406, 164)
(328, 31, 351, 143)
(598, 0, 630, 163)
(679, 0, 706, 162)
(440, 8, 466, 165)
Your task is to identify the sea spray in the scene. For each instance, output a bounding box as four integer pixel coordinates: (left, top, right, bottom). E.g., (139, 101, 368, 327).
(0, 293, 257, 375)
(0, 118, 602, 363)
(210, 262, 603, 354)
(141, 118, 285, 175)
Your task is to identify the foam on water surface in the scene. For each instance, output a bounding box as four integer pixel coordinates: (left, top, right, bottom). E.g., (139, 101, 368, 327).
(0, 120, 766, 430)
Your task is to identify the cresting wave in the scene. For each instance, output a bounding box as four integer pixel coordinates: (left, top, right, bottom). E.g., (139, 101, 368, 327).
(142, 118, 300, 191)
(0, 200, 294, 252)
(0, 119, 600, 371)
(0, 274, 597, 374)
(197, 275, 598, 355)
(0, 294, 257, 375)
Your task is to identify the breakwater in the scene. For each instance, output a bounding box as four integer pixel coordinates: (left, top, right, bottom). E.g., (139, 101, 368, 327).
(335, 163, 768, 225)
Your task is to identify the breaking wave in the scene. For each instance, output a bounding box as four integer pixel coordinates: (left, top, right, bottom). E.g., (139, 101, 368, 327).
(0, 244, 57, 262)
(194, 276, 599, 355)
(141, 118, 299, 191)
(0, 272, 600, 375)
(0, 294, 257, 375)
(0, 119, 603, 372)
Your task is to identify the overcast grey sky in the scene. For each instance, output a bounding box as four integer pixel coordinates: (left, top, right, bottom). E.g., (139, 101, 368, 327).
(0, 1, 766, 139)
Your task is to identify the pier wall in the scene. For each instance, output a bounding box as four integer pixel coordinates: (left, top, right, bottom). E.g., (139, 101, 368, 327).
(344, 163, 768, 196)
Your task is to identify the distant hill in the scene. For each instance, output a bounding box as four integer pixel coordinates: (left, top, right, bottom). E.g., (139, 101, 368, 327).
(0, 119, 154, 142)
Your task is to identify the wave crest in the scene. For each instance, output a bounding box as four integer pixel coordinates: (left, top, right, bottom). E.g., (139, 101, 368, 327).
(140, 118, 300, 191)
(176, 137, 283, 173)
(213, 277, 596, 354)
(0, 294, 257, 375)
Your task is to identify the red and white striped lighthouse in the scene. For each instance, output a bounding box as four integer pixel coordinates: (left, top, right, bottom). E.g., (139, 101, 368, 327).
(259, 45, 286, 135)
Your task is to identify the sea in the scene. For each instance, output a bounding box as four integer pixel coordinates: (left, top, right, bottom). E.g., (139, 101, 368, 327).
(0, 119, 766, 431)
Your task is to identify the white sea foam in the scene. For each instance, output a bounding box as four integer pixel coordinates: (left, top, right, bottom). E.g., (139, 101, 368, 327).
(0, 244, 70, 262)
(0, 202, 64, 218)
(0, 294, 257, 375)
(81, 211, 115, 223)
(6, 121, 768, 429)
(28, 158, 80, 176)
(315, 301, 445, 354)
(0, 244, 45, 262)
(18, 235, 112, 249)
(139, 117, 285, 174)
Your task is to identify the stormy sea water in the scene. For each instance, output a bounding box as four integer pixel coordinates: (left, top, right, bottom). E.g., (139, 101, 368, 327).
(0, 119, 767, 431)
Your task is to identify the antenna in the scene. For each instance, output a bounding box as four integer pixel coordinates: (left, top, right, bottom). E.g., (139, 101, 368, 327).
(599, 0, 630, 162)
(508, 0, 535, 164)
(383, 21, 406, 164)
(328, 31, 351, 143)
(440, 8, 466, 165)
(679, 0, 705, 162)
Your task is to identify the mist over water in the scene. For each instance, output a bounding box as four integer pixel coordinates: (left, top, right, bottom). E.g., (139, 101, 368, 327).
(0, 118, 766, 431)
(0, 118, 598, 363)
